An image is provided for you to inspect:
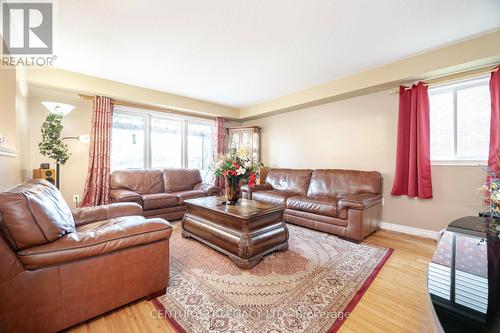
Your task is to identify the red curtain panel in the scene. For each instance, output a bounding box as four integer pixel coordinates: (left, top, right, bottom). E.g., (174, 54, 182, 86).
(391, 82, 433, 199)
(80, 96, 113, 207)
(488, 67, 500, 176)
(214, 117, 226, 190)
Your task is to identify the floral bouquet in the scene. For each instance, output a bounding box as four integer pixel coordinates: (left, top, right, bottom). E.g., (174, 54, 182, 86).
(212, 148, 262, 204)
(479, 148, 500, 236)
(480, 149, 500, 216)
(490, 180, 500, 217)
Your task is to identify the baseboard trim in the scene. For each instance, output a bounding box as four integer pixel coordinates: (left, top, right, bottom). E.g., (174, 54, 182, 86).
(380, 221, 438, 240)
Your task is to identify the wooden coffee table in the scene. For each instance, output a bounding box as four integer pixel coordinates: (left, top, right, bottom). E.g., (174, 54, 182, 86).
(181, 196, 289, 269)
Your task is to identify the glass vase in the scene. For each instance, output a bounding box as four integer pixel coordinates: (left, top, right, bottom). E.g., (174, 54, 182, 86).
(225, 176, 240, 205)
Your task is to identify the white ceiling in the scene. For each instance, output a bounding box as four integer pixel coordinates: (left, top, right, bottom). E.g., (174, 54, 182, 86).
(54, 0, 500, 108)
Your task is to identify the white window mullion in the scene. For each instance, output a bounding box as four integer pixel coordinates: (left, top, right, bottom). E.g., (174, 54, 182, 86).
(182, 119, 188, 168)
(453, 89, 458, 160)
(144, 113, 152, 169)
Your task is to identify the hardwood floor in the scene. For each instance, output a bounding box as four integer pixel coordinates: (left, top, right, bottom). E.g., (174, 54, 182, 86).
(67, 230, 437, 333)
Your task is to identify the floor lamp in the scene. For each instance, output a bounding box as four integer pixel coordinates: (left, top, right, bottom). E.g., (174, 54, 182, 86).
(41, 102, 89, 189)
(58, 135, 90, 188)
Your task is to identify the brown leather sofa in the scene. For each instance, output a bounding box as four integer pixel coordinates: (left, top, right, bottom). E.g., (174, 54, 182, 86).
(242, 168, 382, 242)
(0, 179, 172, 333)
(110, 168, 220, 221)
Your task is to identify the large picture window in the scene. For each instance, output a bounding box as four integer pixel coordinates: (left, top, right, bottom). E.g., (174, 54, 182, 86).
(111, 107, 214, 178)
(110, 113, 145, 170)
(429, 76, 491, 164)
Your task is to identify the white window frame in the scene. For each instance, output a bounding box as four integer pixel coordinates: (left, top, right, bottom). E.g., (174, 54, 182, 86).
(429, 75, 490, 166)
(111, 106, 214, 170)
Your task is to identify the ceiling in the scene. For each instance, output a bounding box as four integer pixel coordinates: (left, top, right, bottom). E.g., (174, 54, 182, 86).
(54, 0, 500, 108)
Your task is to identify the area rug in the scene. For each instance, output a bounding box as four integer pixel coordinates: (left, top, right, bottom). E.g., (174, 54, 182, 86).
(152, 224, 393, 333)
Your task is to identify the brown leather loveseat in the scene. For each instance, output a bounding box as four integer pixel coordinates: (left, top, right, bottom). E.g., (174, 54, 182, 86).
(110, 168, 220, 221)
(0, 179, 172, 333)
(242, 168, 382, 242)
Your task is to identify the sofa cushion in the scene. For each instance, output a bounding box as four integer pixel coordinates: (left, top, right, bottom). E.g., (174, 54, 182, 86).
(0, 179, 75, 250)
(17, 216, 172, 270)
(252, 190, 294, 206)
(265, 169, 312, 195)
(173, 190, 206, 204)
(162, 168, 202, 192)
(110, 170, 164, 194)
(307, 169, 382, 197)
(286, 196, 338, 217)
(141, 193, 178, 210)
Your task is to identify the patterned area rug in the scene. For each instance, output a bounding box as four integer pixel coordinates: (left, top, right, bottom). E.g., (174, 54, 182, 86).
(153, 224, 392, 333)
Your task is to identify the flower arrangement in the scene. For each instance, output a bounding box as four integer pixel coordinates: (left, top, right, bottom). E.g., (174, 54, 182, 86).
(212, 148, 262, 204)
(479, 148, 500, 236)
(480, 148, 500, 218)
(213, 148, 261, 186)
(490, 179, 500, 217)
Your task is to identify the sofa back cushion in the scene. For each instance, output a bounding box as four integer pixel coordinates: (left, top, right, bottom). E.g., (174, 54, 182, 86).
(110, 170, 164, 194)
(265, 169, 312, 195)
(0, 179, 76, 250)
(307, 169, 382, 197)
(162, 168, 202, 192)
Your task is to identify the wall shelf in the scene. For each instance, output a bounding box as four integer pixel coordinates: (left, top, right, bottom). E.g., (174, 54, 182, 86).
(0, 147, 17, 158)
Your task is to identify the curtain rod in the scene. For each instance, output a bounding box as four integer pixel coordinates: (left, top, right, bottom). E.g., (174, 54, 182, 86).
(78, 94, 216, 121)
(389, 63, 499, 94)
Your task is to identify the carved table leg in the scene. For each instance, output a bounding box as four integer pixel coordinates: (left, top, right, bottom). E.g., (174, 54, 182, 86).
(228, 254, 261, 270)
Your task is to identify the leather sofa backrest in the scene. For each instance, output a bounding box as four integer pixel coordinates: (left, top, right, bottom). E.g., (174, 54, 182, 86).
(0, 179, 76, 250)
(110, 170, 164, 194)
(265, 169, 312, 195)
(162, 168, 202, 192)
(307, 169, 382, 197)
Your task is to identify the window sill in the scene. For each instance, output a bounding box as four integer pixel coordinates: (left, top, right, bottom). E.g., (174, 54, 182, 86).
(431, 160, 487, 166)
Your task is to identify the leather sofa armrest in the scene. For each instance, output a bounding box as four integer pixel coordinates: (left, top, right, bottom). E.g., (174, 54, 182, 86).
(241, 183, 273, 199)
(72, 202, 143, 226)
(110, 189, 142, 204)
(193, 183, 221, 196)
(18, 217, 173, 269)
(337, 193, 382, 210)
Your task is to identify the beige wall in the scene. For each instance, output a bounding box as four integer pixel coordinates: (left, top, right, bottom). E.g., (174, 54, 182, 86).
(16, 67, 31, 181)
(243, 90, 485, 231)
(0, 68, 29, 190)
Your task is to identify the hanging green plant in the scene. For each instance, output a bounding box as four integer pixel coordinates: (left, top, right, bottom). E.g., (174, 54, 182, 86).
(38, 112, 70, 165)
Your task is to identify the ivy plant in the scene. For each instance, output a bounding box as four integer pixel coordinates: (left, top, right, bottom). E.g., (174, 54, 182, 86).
(38, 113, 70, 165)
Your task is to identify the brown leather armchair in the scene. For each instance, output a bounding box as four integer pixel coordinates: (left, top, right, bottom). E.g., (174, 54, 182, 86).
(110, 168, 220, 220)
(0, 179, 172, 333)
(242, 168, 382, 242)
